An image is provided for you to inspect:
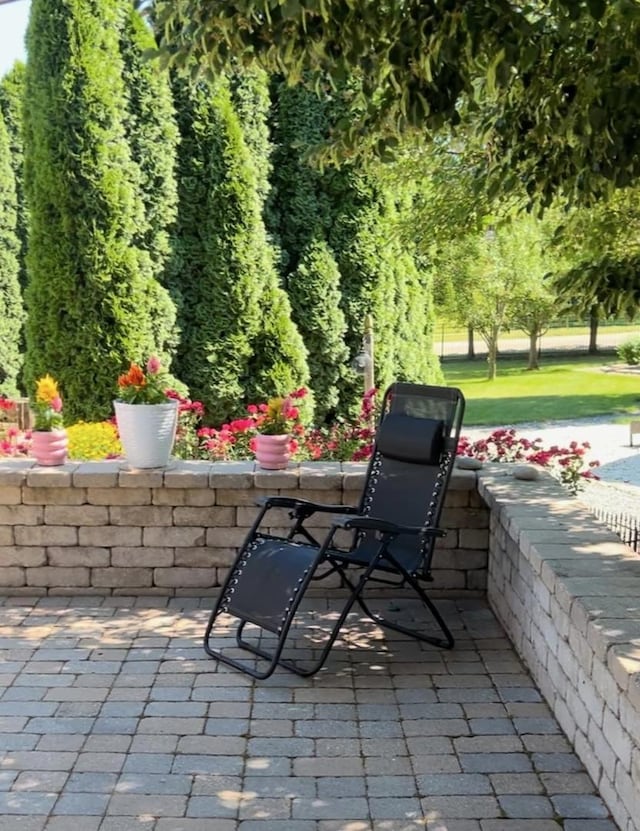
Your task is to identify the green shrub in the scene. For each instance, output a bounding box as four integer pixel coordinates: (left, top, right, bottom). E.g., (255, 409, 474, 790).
(617, 336, 640, 366)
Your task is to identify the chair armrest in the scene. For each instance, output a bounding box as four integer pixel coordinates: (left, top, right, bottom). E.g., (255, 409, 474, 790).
(332, 514, 446, 538)
(256, 496, 359, 517)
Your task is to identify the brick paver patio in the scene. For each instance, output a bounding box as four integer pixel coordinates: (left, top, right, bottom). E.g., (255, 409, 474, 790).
(0, 594, 618, 830)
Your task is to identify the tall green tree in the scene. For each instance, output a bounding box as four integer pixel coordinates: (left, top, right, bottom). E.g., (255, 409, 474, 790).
(119, 4, 180, 365)
(169, 73, 308, 422)
(0, 62, 28, 293)
(0, 112, 24, 396)
(24, 0, 164, 421)
(270, 81, 348, 420)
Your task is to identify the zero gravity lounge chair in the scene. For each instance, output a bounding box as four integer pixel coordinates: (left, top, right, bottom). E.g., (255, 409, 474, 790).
(203, 382, 465, 679)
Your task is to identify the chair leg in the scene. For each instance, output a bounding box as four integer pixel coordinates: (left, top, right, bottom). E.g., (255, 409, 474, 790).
(336, 564, 454, 649)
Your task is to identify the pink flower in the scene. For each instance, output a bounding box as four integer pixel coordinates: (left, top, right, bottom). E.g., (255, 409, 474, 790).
(50, 396, 63, 413)
(146, 356, 161, 375)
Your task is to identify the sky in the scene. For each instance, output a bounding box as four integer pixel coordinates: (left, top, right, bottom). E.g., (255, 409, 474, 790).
(0, 0, 29, 78)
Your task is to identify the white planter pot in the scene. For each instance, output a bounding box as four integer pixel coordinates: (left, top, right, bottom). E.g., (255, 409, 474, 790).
(114, 400, 179, 469)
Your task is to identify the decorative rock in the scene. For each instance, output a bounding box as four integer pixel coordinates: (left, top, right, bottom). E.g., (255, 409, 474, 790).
(455, 456, 483, 470)
(513, 464, 542, 480)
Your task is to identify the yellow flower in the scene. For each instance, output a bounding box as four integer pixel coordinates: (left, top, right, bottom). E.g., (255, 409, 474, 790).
(35, 375, 60, 405)
(266, 397, 285, 421)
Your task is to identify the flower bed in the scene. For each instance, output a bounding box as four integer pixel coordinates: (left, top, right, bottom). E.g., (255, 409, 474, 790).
(0, 390, 599, 490)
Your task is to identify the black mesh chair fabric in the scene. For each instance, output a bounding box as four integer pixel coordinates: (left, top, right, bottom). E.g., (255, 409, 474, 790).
(203, 382, 465, 679)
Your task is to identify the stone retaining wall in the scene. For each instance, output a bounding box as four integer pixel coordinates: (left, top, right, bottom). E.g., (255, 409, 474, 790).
(2, 456, 640, 829)
(0, 458, 488, 595)
(481, 466, 640, 831)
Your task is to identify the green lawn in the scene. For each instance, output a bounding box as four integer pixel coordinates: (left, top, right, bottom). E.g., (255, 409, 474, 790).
(442, 355, 640, 425)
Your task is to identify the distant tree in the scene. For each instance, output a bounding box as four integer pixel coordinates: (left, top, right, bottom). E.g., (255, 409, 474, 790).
(441, 217, 559, 379)
(0, 112, 24, 396)
(24, 0, 162, 421)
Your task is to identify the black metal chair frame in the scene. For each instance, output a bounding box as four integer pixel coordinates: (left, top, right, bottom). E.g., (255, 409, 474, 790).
(203, 382, 465, 680)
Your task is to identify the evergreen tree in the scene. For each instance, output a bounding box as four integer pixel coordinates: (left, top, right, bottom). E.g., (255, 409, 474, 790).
(0, 112, 24, 396)
(169, 73, 308, 422)
(270, 81, 348, 416)
(0, 63, 28, 293)
(24, 0, 163, 421)
(119, 4, 179, 365)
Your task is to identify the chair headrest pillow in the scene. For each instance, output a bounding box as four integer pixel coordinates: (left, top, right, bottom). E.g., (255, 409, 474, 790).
(375, 413, 445, 465)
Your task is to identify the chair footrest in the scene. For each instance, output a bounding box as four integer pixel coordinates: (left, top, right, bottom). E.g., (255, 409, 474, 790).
(223, 537, 319, 633)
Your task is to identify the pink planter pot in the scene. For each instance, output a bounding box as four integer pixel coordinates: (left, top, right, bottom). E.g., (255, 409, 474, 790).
(254, 433, 290, 470)
(31, 429, 68, 466)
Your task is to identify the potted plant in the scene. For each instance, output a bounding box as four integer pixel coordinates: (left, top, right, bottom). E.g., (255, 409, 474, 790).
(252, 395, 302, 470)
(30, 375, 68, 466)
(114, 357, 179, 468)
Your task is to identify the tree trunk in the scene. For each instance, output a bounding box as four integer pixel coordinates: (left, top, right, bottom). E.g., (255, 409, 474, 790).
(467, 325, 475, 360)
(588, 307, 599, 354)
(486, 330, 498, 379)
(527, 331, 539, 370)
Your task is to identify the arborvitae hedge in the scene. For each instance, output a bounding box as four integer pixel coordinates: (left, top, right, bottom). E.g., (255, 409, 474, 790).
(23, 0, 160, 421)
(0, 112, 24, 396)
(170, 73, 309, 422)
(269, 81, 347, 417)
(0, 63, 28, 294)
(286, 239, 348, 422)
(119, 4, 179, 366)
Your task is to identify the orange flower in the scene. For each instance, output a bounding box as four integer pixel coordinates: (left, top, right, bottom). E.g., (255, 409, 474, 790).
(118, 364, 146, 389)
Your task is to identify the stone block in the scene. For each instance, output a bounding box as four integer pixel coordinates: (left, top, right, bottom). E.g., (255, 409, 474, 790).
(254, 467, 299, 489)
(15, 525, 77, 546)
(205, 527, 250, 548)
(72, 462, 121, 487)
(208, 461, 254, 488)
(91, 567, 152, 588)
(459, 528, 490, 550)
(602, 704, 632, 772)
(175, 547, 235, 568)
(466, 569, 488, 591)
(48, 547, 110, 568)
(0, 545, 46, 567)
(0, 527, 12, 546)
(79, 526, 142, 547)
(0, 486, 21, 505)
(0, 505, 43, 525)
(28, 566, 89, 587)
(26, 466, 77, 487)
(22, 488, 87, 505)
(441, 507, 489, 529)
(152, 488, 187, 506)
(163, 461, 212, 488)
(0, 459, 32, 486)
(143, 526, 205, 547)
(86, 487, 151, 506)
(44, 506, 109, 526)
(173, 506, 235, 527)
(214, 488, 263, 506)
(183, 490, 218, 507)
(111, 547, 174, 568)
(153, 567, 216, 588)
(299, 462, 342, 490)
(0, 566, 25, 586)
(118, 469, 164, 488)
(110, 506, 172, 527)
